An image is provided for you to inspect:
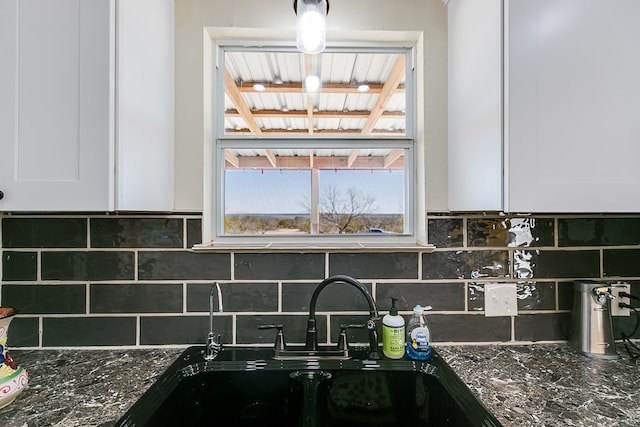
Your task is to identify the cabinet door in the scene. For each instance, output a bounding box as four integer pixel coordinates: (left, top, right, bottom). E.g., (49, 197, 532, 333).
(506, 0, 640, 212)
(0, 0, 114, 211)
(116, 0, 174, 211)
(448, 0, 503, 211)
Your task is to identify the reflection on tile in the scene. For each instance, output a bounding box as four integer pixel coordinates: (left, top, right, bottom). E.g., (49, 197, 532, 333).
(422, 251, 509, 280)
(519, 250, 600, 279)
(468, 218, 510, 247)
(427, 218, 463, 248)
(517, 282, 555, 311)
(468, 217, 554, 247)
(513, 250, 534, 279)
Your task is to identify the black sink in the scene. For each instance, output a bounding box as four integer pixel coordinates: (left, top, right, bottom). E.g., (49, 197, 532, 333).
(114, 347, 502, 427)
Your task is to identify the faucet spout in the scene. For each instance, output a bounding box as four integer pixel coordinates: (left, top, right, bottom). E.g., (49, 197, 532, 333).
(305, 275, 380, 359)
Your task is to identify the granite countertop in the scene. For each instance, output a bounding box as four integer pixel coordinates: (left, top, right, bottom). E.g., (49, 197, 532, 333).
(0, 344, 638, 426)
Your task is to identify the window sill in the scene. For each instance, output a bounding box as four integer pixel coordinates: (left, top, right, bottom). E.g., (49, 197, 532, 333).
(191, 241, 436, 253)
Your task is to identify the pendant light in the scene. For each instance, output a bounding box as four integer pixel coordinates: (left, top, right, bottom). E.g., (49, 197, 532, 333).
(294, 0, 329, 54)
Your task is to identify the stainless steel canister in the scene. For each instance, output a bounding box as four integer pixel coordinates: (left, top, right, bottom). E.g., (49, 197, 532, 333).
(569, 281, 620, 359)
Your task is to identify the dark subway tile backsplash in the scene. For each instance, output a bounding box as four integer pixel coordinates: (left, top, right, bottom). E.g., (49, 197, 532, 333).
(42, 251, 135, 281)
(2, 217, 87, 248)
(559, 217, 640, 247)
(138, 251, 230, 280)
(90, 218, 183, 248)
(2, 251, 37, 281)
(3, 212, 640, 348)
(329, 252, 418, 279)
(2, 284, 85, 314)
(140, 315, 232, 345)
(42, 317, 137, 347)
(282, 281, 373, 313)
(527, 250, 600, 278)
(187, 282, 278, 312)
(376, 282, 465, 312)
(90, 283, 183, 313)
(603, 249, 640, 277)
(235, 253, 325, 280)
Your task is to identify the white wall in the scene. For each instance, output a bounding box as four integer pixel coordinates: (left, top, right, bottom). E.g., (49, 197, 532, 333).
(174, 0, 448, 211)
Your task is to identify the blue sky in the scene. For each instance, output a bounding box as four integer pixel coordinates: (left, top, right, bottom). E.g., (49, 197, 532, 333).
(225, 169, 404, 214)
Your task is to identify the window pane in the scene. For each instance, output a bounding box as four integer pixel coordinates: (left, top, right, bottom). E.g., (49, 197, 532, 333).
(222, 147, 407, 236)
(318, 169, 405, 234)
(224, 168, 311, 235)
(223, 50, 406, 137)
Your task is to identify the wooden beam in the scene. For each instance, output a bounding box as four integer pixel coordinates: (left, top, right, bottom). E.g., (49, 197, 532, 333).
(225, 128, 405, 135)
(362, 55, 406, 135)
(347, 149, 360, 168)
(237, 81, 405, 94)
(384, 149, 404, 168)
(227, 154, 404, 170)
(264, 149, 277, 168)
(224, 150, 239, 168)
(224, 69, 262, 135)
(225, 109, 405, 120)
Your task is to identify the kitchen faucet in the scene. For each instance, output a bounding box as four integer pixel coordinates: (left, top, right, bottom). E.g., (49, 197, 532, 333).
(305, 275, 380, 359)
(204, 283, 222, 360)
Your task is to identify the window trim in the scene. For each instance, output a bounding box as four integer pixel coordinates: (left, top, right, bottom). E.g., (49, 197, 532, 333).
(200, 37, 429, 250)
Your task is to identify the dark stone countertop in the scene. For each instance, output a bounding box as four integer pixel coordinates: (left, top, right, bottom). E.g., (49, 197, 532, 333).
(0, 344, 638, 426)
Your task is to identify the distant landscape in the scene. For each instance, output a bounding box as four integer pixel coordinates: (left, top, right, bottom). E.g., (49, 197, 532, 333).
(224, 213, 404, 235)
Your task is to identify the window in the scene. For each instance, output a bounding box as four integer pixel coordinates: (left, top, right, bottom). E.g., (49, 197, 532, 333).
(203, 42, 426, 248)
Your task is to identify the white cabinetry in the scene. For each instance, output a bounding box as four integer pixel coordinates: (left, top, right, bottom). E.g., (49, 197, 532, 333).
(0, 0, 174, 212)
(448, 0, 640, 213)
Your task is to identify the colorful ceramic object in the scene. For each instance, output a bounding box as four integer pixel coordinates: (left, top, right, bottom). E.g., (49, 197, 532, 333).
(0, 307, 28, 409)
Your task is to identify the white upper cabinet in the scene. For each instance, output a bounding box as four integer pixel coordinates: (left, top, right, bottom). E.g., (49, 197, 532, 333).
(0, 0, 174, 212)
(448, 0, 640, 213)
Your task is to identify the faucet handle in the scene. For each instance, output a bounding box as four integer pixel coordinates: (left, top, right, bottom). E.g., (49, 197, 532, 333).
(338, 324, 365, 351)
(258, 324, 286, 351)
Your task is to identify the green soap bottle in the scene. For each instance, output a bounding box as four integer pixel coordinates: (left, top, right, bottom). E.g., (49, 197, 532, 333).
(382, 297, 405, 359)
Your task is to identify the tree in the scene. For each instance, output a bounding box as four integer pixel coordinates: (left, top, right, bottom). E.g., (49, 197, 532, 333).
(319, 186, 377, 234)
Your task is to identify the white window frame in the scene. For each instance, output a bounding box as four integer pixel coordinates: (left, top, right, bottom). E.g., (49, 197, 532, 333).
(200, 39, 428, 249)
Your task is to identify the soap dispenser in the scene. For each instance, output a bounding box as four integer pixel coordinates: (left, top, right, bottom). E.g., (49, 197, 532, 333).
(405, 304, 432, 361)
(382, 297, 405, 359)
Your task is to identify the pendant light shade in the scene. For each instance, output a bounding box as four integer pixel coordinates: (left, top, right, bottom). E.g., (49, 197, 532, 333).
(295, 0, 328, 54)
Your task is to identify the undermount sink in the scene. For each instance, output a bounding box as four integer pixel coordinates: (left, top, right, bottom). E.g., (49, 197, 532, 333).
(114, 346, 502, 427)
